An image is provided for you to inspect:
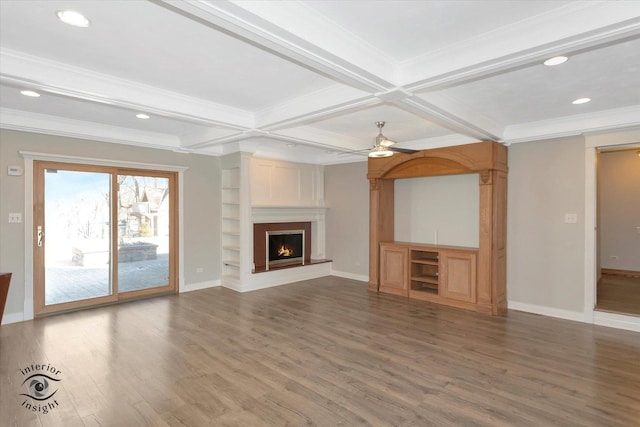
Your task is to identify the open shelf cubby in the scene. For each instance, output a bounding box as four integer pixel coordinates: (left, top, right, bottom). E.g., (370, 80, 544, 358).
(410, 250, 439, 294)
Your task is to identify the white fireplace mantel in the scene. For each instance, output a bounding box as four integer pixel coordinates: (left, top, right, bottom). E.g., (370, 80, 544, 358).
(252, 205, 328, 223)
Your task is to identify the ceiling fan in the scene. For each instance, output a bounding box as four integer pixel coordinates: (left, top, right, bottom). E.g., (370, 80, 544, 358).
(368, 121, 417, 158)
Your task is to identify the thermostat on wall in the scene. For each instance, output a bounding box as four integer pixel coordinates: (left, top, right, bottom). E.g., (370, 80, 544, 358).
(8, 165, 23, 176)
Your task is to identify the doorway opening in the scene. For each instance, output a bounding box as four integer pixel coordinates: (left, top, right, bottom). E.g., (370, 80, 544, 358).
(596, 147, 640, 316)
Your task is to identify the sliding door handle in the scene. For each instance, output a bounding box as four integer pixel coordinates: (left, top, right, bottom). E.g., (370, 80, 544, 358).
(37, 226, 44, 247)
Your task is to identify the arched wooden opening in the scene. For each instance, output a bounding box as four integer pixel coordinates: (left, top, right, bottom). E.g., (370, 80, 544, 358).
(367, 141, 508, 315)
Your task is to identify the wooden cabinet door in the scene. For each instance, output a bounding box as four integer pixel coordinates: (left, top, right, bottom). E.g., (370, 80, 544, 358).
(440, 250, 477, 303)
(379, 244, 408, 296)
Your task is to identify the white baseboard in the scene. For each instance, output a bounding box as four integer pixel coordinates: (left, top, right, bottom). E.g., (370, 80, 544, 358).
(593, 311, 640, 333)
(331, 270, 368, 283)
(226, 262, 332, 293)
(180, 279, 221, 293)
(1, 311, 24, 325)
(508, 300, 584, 322)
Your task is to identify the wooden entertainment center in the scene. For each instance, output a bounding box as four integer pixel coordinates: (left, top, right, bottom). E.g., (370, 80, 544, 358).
(368, 141, 508, 315)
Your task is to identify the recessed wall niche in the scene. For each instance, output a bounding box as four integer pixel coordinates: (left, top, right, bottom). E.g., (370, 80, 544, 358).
(394, 174, 479, 248)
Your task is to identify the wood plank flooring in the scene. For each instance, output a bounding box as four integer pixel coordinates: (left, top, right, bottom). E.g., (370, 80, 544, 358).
(1, 276, 639, 426)
(597, 273, 640, 316)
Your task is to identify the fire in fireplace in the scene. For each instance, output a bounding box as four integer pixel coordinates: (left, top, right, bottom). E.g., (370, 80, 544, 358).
(266, 229, 304, 269)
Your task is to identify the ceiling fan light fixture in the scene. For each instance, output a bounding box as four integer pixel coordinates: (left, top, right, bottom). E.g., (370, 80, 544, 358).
(368, 145, 393, 158)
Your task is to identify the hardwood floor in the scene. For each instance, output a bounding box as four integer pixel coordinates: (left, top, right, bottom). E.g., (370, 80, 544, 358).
(1, 276, 639, 426)
(597, 273, 640, 316)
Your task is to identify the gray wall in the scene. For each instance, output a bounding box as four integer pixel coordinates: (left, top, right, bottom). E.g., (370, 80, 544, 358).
(395, 174, 479, 247)
(0, 130, 220, 320)
(325, 161, 369, 277)
(507, 136, 586, 312)
(599, 149, 640, 271)
(324, 136, 588, 314)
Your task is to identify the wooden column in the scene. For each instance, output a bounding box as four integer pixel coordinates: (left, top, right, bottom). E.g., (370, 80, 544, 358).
(368, 178, 394, 291)
(477, 170, 508, 315)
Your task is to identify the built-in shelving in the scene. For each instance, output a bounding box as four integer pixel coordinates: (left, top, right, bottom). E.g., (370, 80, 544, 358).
(221, 165, 241, 281)
(410, 250, 439, 294)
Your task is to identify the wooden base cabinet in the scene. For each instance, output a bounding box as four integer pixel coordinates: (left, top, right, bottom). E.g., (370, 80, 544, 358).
(440, 249, 477, 304)
(379, 243, 408, 296)
(381, 243, 480, 312)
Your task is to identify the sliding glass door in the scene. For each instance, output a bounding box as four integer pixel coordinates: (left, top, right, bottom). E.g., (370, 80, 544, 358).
(117, 172, 173, 295)
(34, 162, 177, 316)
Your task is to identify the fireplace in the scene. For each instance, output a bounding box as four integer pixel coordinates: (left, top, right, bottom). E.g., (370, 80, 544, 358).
(266, 229, 304, 269)
(253, 222, 312, 272)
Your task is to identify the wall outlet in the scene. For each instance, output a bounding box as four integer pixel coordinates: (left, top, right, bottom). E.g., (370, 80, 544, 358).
(8, 213, 22, 223)
(564, 213, 577, 224)
(196, 267, 204, 273)
(610, 256, 618, 260)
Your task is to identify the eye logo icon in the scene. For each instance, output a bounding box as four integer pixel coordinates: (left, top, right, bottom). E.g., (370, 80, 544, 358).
(19, 364, 63, 414)
(21, 374, 60, 401)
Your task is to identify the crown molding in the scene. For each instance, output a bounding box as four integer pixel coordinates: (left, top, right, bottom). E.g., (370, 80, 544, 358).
(0, 48, 253, 129)
(401, 3, 640, 91)
(504, 105, 640, 144)
(0, 108, 181, 150)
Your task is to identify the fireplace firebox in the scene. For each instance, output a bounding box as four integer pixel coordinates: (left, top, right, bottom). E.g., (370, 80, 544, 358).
(266, 230, 304, 270)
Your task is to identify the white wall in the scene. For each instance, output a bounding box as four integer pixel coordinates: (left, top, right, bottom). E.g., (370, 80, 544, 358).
(599, 149, 640, 271)
(0, 130, 221, 323)
(250, 157, 324, 206)
(394, 174, 479, 247)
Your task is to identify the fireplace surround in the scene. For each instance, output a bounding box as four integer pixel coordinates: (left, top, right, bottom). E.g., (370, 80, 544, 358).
(253, 222, 312, 272)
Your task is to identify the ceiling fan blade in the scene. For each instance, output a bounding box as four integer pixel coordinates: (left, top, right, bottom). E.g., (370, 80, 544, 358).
(337, 148, 370, 155)
(390, 146, 418, 154)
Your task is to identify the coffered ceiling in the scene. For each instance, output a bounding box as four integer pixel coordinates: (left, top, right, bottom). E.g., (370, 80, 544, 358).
(1, 1, 639, 164)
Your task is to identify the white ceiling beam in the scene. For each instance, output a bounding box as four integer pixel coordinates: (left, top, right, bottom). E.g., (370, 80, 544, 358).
(393, 97, 502, 142)
(504, 105, 640, 144)
(401, 2, 640, 91)
(183, 130, 260, 149)
(155, 0, 393, 92)
(256, 84, 377, 130)
(0, 48, 253, 130)
(270, 126, 368, 153)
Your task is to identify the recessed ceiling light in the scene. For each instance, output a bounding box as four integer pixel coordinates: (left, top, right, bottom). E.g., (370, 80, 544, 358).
(136, 113, 150, 119)
(57, 10, 90, 28)
(544, 56, 568, 66)
(286, 143, 296, 148)
(572, 97, 591, 105)
(20, 90, 41, 97)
